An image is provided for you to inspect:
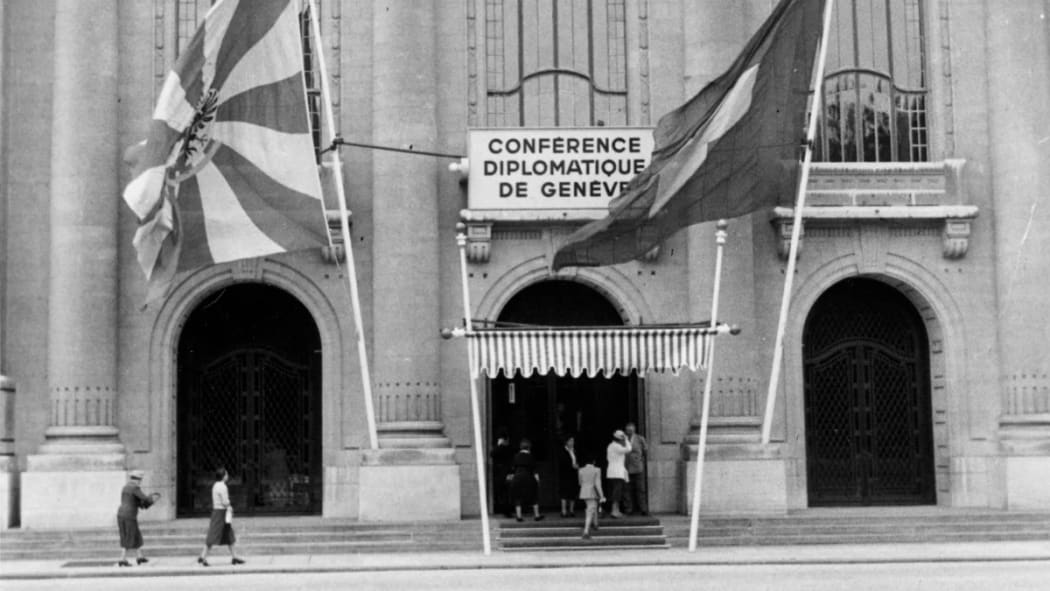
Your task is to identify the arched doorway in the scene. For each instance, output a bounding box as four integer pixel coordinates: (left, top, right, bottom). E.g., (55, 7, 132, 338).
(803, 278, 935, 506)
(176, 284, 322, 516)
(490, 280, 643, 509)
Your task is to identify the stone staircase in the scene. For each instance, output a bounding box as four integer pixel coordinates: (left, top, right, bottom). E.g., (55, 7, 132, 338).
(0, 517, 486, 562)
(497, 515, 670, 551)
(4, 509, 1050, 562)
(662, 508, 1050, 547)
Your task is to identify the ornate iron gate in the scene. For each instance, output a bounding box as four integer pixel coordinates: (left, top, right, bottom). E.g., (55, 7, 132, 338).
(182, 348, 320, 515)
(803, 279, 935, 506)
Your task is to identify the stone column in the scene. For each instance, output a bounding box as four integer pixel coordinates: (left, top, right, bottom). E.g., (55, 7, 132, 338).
(358, 0, 459, 521)
(21, 1, 126, 528)
(988, 0, 1050, 508)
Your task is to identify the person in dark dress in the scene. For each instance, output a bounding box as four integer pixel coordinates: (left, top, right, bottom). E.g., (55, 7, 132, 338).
(198, 467, 245, 566)
(510, 438, 544, 522)
(116, 470, 160, 567)
(558, 435, 579, 518)
(490, 429, 515, 518)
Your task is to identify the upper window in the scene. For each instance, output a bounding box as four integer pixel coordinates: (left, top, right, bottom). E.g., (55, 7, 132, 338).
(816, 0, 929, 163)
(484, 0, 629, 127)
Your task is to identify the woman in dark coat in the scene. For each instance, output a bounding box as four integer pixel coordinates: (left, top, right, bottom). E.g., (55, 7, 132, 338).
(198, 467, 245, 566)
(557, 435, 579, 518)
(510, 438, 544, 522)
(116, 470, 160, 567)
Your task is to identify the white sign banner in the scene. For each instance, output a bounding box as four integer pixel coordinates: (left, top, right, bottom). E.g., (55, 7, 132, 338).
(467, 127, 654, 211)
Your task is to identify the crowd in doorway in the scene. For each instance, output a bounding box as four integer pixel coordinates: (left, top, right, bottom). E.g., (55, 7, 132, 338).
(491, 423, 648, 539)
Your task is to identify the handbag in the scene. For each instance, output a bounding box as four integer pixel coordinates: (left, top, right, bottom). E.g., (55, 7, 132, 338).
(225, 506, 233, 524)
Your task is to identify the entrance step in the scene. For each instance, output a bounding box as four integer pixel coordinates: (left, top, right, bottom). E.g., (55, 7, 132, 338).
(498, 515, 670, 551)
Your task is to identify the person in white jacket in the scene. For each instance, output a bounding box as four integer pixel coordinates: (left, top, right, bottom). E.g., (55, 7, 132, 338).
(605, 430, 632, 518)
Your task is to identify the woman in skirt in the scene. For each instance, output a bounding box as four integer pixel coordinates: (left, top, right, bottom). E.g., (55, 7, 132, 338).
(198, 467, 245, 566)
(116, 470, 160, 567)
(510, 438, 544, 522)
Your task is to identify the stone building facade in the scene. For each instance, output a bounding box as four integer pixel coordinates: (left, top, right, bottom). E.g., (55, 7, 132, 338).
(0, 0, 1048, 528)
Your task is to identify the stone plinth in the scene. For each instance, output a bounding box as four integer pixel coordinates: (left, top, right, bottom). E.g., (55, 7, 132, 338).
(21, 451, 126, 529)
(681, 443, 787, 515)
(358, 448, 460, 521)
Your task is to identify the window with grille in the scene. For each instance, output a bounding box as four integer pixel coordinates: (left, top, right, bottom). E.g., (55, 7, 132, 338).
(816, 0, 929, 163)
(172, 0, 323, 160)
(484, 0, 629, 127)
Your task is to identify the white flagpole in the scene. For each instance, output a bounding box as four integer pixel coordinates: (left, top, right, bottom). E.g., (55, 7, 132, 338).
(688, 220, 728, 552)
(760, 0, 835, 445)
(307, 0, 379, 449)
(456, 224, 493, 555)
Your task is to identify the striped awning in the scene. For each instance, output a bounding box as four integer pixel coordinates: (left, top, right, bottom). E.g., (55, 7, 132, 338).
(466, 326, 717, 379)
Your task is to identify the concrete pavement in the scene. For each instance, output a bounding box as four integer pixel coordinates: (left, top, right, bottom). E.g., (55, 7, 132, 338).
(2, 540, 1050, 580)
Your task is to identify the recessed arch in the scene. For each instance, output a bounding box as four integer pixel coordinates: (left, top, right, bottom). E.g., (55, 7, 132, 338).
(147, 258, 347, 517)
(779, 252, 972, 508)
(802, 277, 935, 506)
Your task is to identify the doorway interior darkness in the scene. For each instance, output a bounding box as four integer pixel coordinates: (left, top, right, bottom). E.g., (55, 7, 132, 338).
(177, 284, 322, 517)
(490, 280, 643, 509)
(803, 278, 935, 506)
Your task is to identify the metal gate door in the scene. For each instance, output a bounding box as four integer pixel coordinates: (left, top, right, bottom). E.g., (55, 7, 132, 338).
(184, 348, 320, 515)
(803, 279, 935, 506)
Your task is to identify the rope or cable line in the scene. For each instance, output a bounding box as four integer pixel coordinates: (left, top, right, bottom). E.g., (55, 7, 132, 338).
(323, 136, 465, 159)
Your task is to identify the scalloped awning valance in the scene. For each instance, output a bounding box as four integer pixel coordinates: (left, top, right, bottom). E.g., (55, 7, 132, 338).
(465, 325, 719, 379)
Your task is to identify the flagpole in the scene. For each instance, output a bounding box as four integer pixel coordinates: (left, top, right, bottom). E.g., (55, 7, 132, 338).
(307, 0, 379, 450)
(456, 224, 493, 555)
(688, 220, 728, 552)
(760, 0, 835, 445)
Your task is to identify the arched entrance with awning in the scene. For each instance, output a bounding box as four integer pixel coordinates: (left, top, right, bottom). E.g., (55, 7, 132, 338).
(488, 280, 642, 509)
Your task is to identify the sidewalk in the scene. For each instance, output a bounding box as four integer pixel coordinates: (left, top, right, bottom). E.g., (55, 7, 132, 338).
(3, 541, 1050, 580)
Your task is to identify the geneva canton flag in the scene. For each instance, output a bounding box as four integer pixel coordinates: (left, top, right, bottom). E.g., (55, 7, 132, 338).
(123, 0, 328, 300)
(552, 0, 825, 269)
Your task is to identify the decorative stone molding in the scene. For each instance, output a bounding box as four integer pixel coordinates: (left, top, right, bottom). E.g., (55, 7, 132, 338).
(770, 203, 978, 260)
(460, 209, 663, 266)
(464, 222, 492, 264)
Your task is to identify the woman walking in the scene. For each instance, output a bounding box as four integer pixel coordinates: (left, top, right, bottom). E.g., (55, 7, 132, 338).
(116, 470, 160, 567)
(198, 467, 245, 566)
(510, 438, 544, 522)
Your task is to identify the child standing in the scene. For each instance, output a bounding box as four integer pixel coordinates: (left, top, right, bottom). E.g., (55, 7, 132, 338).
(577, 453, 605, 540)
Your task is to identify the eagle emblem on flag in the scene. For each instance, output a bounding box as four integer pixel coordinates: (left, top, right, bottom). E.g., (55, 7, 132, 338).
(122, 0, 329, 301)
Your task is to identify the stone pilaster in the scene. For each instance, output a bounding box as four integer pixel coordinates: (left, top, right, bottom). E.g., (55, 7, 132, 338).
(21, 1, 126, 529)
(361, 0, 457, 519)
(987, 1, 1050, 508)
(370, 0, 448, 448)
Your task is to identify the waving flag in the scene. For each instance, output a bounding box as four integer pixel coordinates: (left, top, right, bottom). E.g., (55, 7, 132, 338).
(552, 0, 825, 269)
(123, 0, 328, 300)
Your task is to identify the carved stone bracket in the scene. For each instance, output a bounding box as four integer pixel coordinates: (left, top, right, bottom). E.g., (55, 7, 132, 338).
(321, 209, 352, 264)
(942, 218, 972, 259)
(464, 222, 493, 264)
(772, 217, 805, 260)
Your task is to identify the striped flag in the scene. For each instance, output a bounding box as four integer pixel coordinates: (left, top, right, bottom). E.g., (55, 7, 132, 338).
(123, 0, 328, 300)
(552, 0, 826, 269)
